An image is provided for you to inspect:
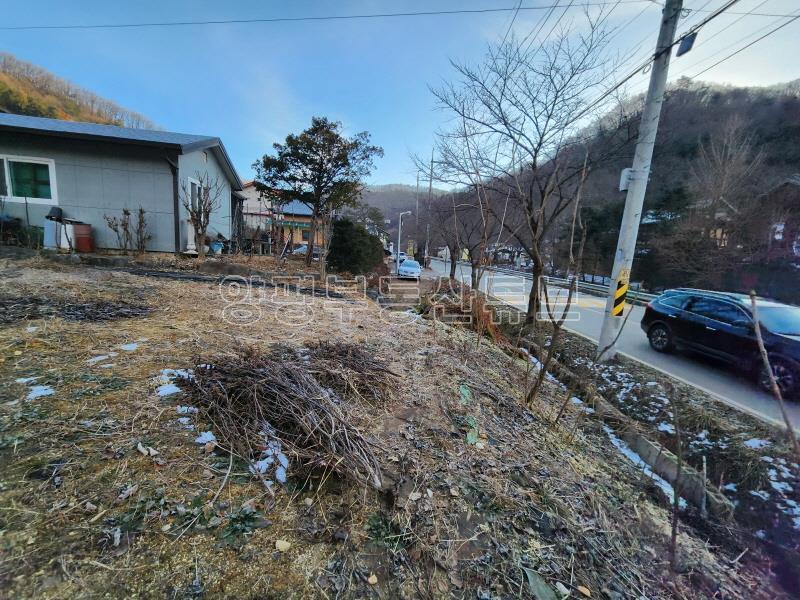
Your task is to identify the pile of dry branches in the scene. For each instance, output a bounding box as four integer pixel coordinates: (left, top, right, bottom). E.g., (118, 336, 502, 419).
(0, 294, 151, 324)
(419, 282, 503, 343)
(181, 343, 396, 489)
(304, 340, 397, 406)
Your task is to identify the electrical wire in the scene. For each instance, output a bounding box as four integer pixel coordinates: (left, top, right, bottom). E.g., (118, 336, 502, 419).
(688, 10, 800, 77)
(0, 2, 665, 31)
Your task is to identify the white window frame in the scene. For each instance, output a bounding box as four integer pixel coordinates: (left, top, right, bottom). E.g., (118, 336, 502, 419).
(0, 154, 58, 205)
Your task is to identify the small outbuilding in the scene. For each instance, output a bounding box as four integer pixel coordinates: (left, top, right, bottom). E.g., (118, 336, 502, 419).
(0, 113, 243, 253)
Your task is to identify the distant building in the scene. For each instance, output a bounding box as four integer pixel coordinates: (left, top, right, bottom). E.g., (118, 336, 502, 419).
(0, 113, 243, 252)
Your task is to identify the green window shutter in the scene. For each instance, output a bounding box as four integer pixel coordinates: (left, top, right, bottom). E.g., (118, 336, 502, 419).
(10, 161, 52, 199)
(0, 159, 7, 196)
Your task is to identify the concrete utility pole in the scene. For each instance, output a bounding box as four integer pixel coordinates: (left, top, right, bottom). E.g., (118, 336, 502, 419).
(596, 0, 683, 362)
(396, 211, 411, 275)
(424, 148, 434, 263)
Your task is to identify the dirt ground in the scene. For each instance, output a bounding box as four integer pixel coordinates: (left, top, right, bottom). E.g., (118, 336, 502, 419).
(0, 255, 791, 598)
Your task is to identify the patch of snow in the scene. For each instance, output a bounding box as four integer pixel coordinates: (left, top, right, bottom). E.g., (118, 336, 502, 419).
(744, 438, 771, 450)
(25, 326, 38, 333)
(87, 352, 118, 365)
(722, 483, 738, 492)
(749, 490, 770, 500)
(249, 423, 289, 484)
(176, 417, 194, 431)
(157, 384, 181, 396)
(99, 363, 115, 369)
(195, 431, 216, 444)
(250, 457, 274, 473)
(570, 397, 583, 405)
(646, 381, 659, 387)
(656, 422, 676, 434)
(581, 406, 595, 414)
(119, 342, 139, 351)
(755, 530, 766, 539)
(176, 405, 198, 414)
(15, 377, 39, 384)
(771, 480, 792, 494)
(27, 385, 54, 400)
(603, 425, 687, 509)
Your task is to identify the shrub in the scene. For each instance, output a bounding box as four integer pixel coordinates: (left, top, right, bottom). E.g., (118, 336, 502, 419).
(327, 218, 385, 275)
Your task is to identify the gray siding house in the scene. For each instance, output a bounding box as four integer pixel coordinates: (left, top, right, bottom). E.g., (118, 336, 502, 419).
(0, 113, 243, 253)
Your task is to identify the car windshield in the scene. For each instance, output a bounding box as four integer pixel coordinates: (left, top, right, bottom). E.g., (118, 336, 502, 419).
(758, 305, 800, 335)
(403, 261, 419, 268)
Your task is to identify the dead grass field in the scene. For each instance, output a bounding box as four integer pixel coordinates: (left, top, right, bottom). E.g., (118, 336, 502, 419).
(0, 257, 787, 599)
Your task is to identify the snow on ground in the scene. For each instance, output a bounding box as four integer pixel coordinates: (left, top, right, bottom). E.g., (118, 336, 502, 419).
(602, 425, 687, 509)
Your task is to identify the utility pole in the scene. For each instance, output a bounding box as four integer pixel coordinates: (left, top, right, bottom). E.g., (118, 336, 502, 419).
(396, 211, 411, 275)
(596, 0, 683, 362)
(424, 148, 433, 264)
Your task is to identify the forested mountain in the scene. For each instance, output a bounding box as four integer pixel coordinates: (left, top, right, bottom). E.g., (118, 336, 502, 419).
(361, 184, 447, 241)
(570, 77, 800, 301)
(581, 76, 800, 211)
(0, 52, 154, 128)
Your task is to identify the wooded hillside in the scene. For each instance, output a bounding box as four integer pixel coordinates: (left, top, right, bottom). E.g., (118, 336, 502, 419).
(0, 52, 154, 128)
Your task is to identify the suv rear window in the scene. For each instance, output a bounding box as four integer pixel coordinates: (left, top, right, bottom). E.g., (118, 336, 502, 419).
(658, 293, 687, 309)
(686, 297, 748, 324)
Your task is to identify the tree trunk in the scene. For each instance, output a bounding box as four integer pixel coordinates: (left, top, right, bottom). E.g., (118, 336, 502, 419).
(448, 245, 458, 281)
(195, 227, 206, 261)
(305, 212, 318, 267)
(525, 262, 544, 324)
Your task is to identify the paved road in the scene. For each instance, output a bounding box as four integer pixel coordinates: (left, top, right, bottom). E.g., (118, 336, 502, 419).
(428, 258, 800, 429)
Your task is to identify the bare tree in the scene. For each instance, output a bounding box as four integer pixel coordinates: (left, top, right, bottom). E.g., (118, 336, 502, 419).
(690, 116, 765, 217)
(658, 117, 768, 287)
(429, 194, 462, 281)
(104, 209, 132, 254)
(134, 207, 151, 255)
(432, 15, 623, 323)
(181, 172, 225, 260)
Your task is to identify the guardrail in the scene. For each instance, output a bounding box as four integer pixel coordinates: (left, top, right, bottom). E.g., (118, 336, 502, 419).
(430, 258, 657, 306)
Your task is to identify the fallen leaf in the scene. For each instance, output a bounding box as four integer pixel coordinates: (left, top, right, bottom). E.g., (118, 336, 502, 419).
(521, 567, 558, 600)
(555, 582, 569, 597)
(147, 447, 159, 457)
(117, 484, 138, 502)
(136, 442, 148, 456)
(449, 487, 460, 497)
(577, 585, 591, 597)
(368, 574, 378, 585)
(275, 539, 291, 552)
(408, 492, 422, 502)
(84, 501, 98, 513)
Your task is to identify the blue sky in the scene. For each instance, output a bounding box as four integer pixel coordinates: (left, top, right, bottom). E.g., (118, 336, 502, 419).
(2, 1, 798, 185)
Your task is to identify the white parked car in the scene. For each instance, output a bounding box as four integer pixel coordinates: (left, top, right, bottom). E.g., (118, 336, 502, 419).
(398, 259, 421, 280)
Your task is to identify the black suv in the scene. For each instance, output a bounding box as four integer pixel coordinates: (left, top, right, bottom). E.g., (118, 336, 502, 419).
(640, 289, 800, 397)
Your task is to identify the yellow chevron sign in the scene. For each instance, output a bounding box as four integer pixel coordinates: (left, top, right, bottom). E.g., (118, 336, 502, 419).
(612, 279, 628, 317)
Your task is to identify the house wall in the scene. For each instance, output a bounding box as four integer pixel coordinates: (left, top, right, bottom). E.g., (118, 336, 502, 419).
(0, 131, 178, 251)
(177, 149, 232, 250)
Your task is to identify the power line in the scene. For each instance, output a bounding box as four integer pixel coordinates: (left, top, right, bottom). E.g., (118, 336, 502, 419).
(500, 1, 524, 46)
(689, 10, 800, 77)
(0, 2, 666, 31)
(572, 0, 743, 122)
(669, 2, 787, 79)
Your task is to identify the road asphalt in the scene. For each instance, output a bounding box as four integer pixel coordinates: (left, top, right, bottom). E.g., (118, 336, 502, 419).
(427, 258, 800, 430)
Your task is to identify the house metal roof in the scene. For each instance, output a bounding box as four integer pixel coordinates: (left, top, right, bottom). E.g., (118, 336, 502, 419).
(0, 113, 243, 190)
(280, 199, 312, 216)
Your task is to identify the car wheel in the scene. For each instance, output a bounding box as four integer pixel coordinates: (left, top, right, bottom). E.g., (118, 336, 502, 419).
(758, 358, 799, 397)
(648, 323, 674, 353)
